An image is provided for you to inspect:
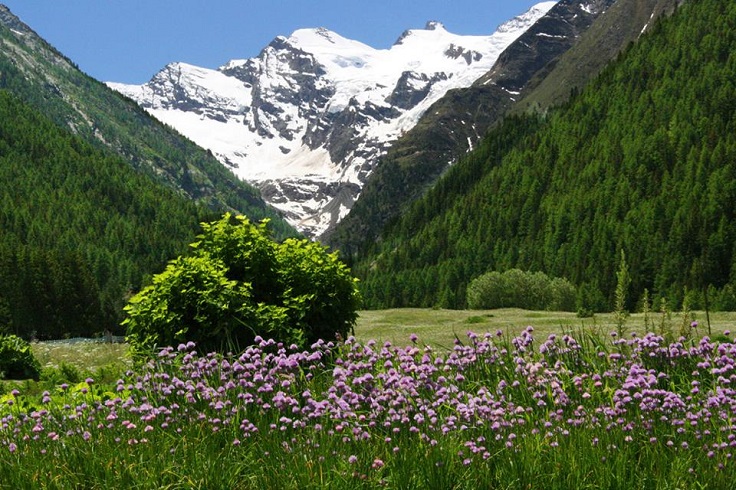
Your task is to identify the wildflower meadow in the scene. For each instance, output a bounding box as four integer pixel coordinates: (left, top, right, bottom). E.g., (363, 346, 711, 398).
(1, 326, 735, 488)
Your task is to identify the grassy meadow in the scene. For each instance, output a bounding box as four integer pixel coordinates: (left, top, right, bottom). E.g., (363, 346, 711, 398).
(356, 308, 736, 346)
(23, 308, 736, 368)
(31, 340, 129, 374)
(0, 309, 735, 488)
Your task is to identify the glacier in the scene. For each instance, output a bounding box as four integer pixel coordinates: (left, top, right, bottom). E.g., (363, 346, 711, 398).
(108, 2, 557, 237)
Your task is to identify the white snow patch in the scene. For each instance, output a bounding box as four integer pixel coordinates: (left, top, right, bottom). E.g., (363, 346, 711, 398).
(580, 3, 594, 14)
(536, 32, 567, 39)
(640, 12, 656, 36)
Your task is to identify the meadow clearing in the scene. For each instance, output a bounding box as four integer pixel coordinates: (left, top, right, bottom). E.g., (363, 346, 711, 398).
(0, 309, 734, 488)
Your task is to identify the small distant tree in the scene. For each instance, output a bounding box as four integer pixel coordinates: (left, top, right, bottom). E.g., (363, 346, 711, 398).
(466, 271, 504, 310)
(614, 250, 631, 337)
(123, 214, 360, 357)
(640, 288, 651, 332)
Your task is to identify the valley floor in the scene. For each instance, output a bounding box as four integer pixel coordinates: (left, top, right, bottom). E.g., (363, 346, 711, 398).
(355, 308, 736, 347)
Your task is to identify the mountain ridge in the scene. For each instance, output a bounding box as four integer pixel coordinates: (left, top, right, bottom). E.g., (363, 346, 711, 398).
(109, 2, 557, 237)
(324, 0, 618, 250)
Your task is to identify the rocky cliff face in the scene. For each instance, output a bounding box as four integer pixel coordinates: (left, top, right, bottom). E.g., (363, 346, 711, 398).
(512, 0, 684, 113)
(109, 3, 557, 237)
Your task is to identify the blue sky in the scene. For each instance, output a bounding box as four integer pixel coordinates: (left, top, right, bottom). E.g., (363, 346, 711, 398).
(2, 1, 546, 84)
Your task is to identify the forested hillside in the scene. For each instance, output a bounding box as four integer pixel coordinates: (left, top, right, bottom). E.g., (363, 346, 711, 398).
(326, 0, 679, 253)
(355, 0, 736, 312)
(0, 6, 300, 340)
(0, 90, 217, 339)
(0, 6, 294, 238)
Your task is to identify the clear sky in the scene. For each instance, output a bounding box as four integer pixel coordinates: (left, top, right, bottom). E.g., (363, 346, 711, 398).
(2, 1, 547, 85)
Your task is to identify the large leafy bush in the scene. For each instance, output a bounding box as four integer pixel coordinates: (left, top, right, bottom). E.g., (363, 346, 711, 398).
(0, 335, 41, 380)
(466, 269, 576, 311)
(123, 214, 360, 356)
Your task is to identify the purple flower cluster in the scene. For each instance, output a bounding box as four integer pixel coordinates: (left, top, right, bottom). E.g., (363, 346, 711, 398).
(1, 330, 735, 471)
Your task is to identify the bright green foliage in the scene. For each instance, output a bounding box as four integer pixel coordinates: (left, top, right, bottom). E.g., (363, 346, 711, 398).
(192, 216, 282, 305)
(124, 256, 246, 356)
(466, 269, 576, 311)
(276, 238, 362, 343)
(0, 335, 41, 380)
(123, 214, 360, 356)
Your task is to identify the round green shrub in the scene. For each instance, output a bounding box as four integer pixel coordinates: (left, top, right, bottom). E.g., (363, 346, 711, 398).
(123, 214, 361, 356)
(466, 268, 576, 311)
(0, 335, 41, 380)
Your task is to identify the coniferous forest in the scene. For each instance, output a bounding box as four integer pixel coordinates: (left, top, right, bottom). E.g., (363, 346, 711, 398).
(355, 0, 736, 312)
(0, 16, 292, 235)
(0, 90, 217, 339)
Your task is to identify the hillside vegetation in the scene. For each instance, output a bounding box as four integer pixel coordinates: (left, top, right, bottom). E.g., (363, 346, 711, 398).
(355, 0, 736, 311)
(0, 6, 294, 237)
(0, 90, 216, 339)
(0, 6, 300, 340)
(512, 0, 680, 114)
(326, 0, 676, 254)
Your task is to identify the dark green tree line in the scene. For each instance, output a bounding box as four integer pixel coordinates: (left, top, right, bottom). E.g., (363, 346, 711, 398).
(0, 90, 216, 338)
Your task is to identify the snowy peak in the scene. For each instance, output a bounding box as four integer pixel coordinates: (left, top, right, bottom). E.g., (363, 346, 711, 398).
(497, 1, 559, 33)
(110, 62, 251, 114)
(294, 27, 341, 45)
(285, 27, 376, 74)
(289, 27, 372, 53)
(394, 20, 449, 45)
(108, 2, 557, 237)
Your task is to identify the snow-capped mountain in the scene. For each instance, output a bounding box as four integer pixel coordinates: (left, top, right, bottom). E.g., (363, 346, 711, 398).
(109, 2, 557, 237)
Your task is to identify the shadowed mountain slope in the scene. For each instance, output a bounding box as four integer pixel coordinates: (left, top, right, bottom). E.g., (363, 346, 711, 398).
(326, 0, 680, 255)
(352, 0, 736, 311)
(0, 5, 294, 237)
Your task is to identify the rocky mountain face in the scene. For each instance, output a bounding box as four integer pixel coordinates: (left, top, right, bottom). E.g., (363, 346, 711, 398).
(325, 0, 682, 253)
(109, 3, 557, 237)
(512, 0, 684, 113)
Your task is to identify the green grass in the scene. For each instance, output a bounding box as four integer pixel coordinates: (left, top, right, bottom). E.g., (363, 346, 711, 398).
(4, 306, 731, 386)
(31, 341, 129, 373)
(1, 309, 735, 488)
(354, 308, 736, 347)
(18, 307, 736, 365)
(0, 341, 131, 396)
